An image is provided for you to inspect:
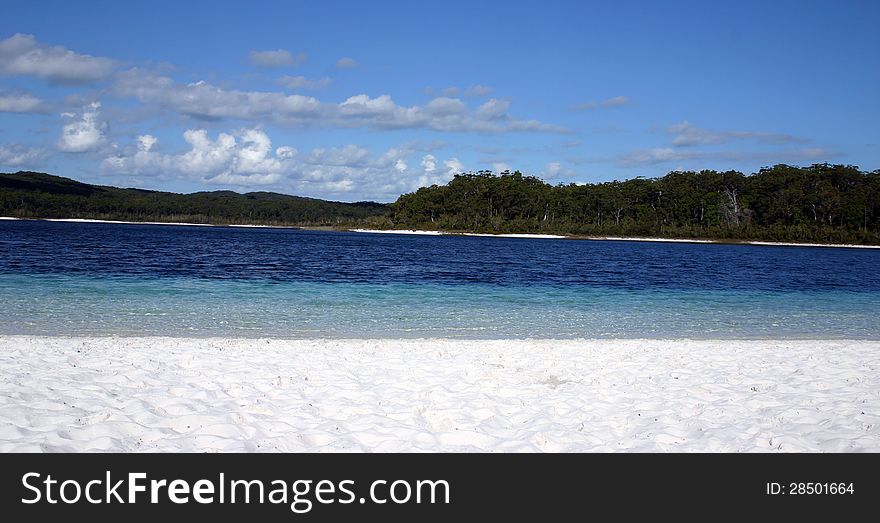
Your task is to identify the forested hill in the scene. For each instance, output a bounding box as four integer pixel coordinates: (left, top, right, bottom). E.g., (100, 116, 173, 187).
(387, 164, 880, 245)
(4, 166, 880, 244)
(0, 172, 387, 225)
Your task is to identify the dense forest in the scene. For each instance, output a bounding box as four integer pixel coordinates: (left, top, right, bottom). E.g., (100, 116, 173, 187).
(3, 165, 880, 244)
(0, 172, 387, 225)
(381, 164, 880, 244)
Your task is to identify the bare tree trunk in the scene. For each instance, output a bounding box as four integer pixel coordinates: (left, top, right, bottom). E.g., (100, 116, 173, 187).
(723, 185, 740, 226)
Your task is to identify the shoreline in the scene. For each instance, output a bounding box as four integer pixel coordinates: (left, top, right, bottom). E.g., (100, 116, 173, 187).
(1, 336, 877, 452)
(0, 216, 299, 229)
(348, 228, 880, 249)
(3, 217, 878, 248)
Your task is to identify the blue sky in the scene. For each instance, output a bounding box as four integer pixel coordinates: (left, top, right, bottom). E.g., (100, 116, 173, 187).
(1, 0, 877, 201)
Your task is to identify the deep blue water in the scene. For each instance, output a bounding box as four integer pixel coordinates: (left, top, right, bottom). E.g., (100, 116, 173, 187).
(1, 220, 878, 338)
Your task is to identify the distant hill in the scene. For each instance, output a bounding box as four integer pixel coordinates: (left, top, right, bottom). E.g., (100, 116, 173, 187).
(0, 172, 388, 226)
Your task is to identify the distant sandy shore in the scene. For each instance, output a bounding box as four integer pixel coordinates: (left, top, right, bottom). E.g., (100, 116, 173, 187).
(349, 228, 566, 239)
(1, 336, 877, 452)
(349, 228, 880, 249)
(3, 218, 877, 248)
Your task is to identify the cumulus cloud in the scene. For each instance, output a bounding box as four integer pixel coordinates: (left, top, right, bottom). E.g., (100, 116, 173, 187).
(105, 129, 285, 186)
(421, 154, 437, 173)
(178, 129, 238, 175)
(574, 95, 631, 111)
(0, 33, 115, 84)
(278, 75, 332, 90)
(335, 57, 358, 69)
(248, 49, 306, 68)
(58, 102, 106, 153)
(102, 129, 463, 199)
(666, 121, 806, 147)
(0, 91, 45, 113)
(0, 143, 46, 167)
(443, 158, 463, 175)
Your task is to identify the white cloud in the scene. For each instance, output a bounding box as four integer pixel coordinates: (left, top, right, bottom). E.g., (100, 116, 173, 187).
(339, 94, 399, 116)
(540, 161, 575, 179)
(617, 148, 701, 166)
(113, 70, 564, 133)
(102, 134, 171, 173)
(444, 157, 463, 175)
(178, 129, 238, 174)
(248, 49, 306, 68)
(106, 128, 284, 186)
(103, 129, 463, 199)
(276, 145, 297, 159)
(421, 154, 437, 173)
(58, 102, 106, 153)
(0, 144, 46, 167)
(305, 144, 371, 167)
(0, 91, 45, 113)
(440, 86, 460, 97)
(492, 162, 511, 173)
(425, 97, 467, 115)
(474, 98, 511, 120)
(574, 95, 631, 111)
(278, 75, 332, 90)
(114, 71, 322, 121)
(666, 121, 806, 147)
(335, 57, 358, 69)
(0, 33, 115, 84)
(138, 134, 157, 152)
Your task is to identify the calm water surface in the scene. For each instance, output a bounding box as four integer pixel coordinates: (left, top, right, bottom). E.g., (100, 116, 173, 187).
(1, 220, 878, 338)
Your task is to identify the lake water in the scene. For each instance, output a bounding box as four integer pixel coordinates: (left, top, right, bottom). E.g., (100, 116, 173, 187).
(1, 220, 878, 338)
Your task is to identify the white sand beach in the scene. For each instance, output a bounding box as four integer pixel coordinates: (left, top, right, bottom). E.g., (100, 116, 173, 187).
(588, 236, 880, 249)
(348, 228, 880, 248)
(0, 337, 876, 452)
(350, 228, 569, 239)
(4, 220, 878, 248)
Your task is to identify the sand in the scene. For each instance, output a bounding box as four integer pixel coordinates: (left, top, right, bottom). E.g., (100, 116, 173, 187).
(349, 228, 880, 248)
(0, 336, 877, 452)
(4, 219, 877, 247)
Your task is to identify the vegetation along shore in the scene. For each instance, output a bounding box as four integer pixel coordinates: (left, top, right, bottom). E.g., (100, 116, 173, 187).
(2, 163, 878, 245)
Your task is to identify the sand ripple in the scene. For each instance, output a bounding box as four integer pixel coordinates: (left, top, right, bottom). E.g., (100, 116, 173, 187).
(0, 337, 877, 452)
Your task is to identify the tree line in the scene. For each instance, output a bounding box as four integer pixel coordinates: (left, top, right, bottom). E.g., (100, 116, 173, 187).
(0, 172, 387, 225)
(381, 164, 880, 244)
(4, 166, 880, 244)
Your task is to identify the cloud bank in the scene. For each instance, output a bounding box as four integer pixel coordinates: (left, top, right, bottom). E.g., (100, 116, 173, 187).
(0, 33, 115, 84)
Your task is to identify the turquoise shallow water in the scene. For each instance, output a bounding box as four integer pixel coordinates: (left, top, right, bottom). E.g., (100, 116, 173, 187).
(2, 273, 878, 338)
(2, 220, 879, 338)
